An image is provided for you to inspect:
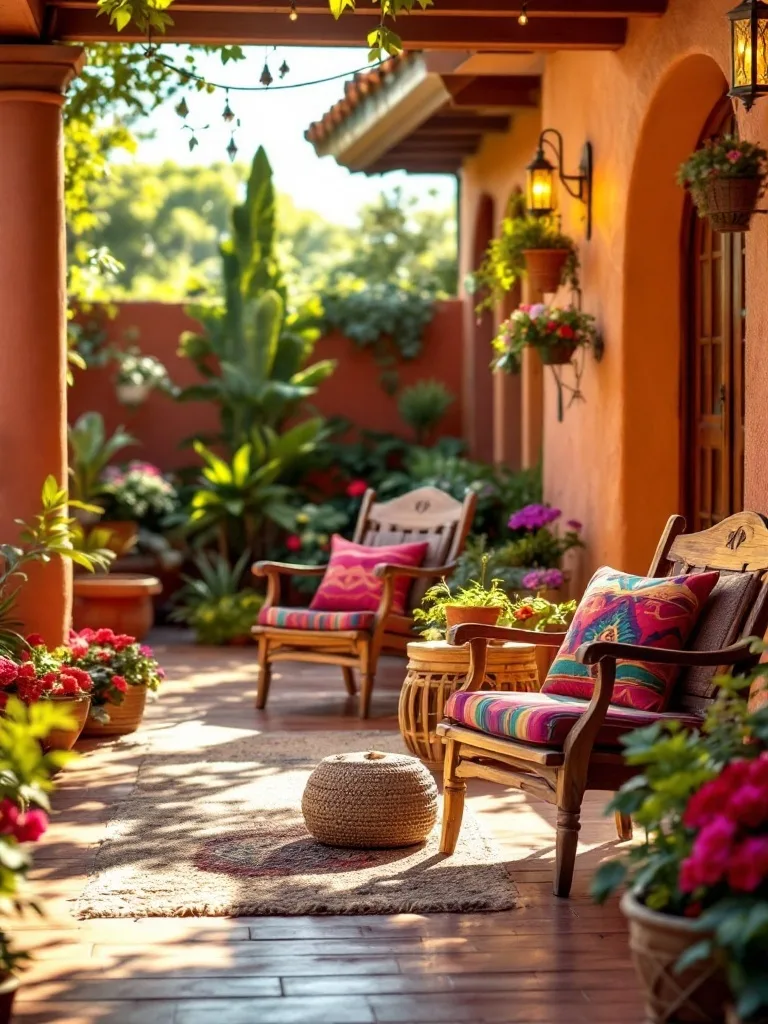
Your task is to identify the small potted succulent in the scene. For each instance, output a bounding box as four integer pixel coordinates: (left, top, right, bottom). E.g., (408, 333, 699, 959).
(66, 628, 165, 736)
(414, 556, 515, 640)
(170, 551, 264, 645)
(592, 660, 768, 1024)
(678, 134, 768, 233)
(493, 304, 599, 374)
(114, 348, 173, 406)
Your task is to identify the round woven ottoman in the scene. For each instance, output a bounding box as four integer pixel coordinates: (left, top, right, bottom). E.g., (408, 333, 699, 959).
(301, 751, 438, 849)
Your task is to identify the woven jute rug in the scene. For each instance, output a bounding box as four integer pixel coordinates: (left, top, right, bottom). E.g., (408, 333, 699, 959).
(76, 731, 518, 918)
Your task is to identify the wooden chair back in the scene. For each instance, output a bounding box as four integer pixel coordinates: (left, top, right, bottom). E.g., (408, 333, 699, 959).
(353, 486, 476, 608)
(649, 511, 768, 714)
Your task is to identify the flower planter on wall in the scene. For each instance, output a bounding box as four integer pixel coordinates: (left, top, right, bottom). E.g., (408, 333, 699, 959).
(701, 177, 762, 232)
(621, 891, 728, 1024)
(538, 341, 579, 366)
(73, 573, 162, 641)
(522, 248, 569, 295)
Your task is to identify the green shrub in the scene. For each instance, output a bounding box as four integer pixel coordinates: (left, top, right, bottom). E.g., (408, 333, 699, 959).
(397, 380, 454, 443)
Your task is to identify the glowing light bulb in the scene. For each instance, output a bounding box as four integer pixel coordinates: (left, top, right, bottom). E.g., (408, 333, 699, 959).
(518, 10, 528, 24)
(289, 0, 298, 20)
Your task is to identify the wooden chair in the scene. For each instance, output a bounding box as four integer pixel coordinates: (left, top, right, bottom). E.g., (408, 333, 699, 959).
(436, 512, 768, 897)
(252, 486, 476, 718)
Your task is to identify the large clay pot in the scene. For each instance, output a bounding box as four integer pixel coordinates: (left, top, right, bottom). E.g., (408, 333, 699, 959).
(522, 248, 570, 295)
(42, 695, 91, 751)
(73, 573, 162, 641)
(444, 605, 501, 633)
(700, 176, 762, 233)
(621, 891, 729, 1024)
(82, 683, 148, 737)
(99, 520, 139, 557)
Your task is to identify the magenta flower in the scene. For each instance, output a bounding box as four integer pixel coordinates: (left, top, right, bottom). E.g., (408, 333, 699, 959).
(508, 504, 561, 532)
(522, 568, 564, 591)
(566, 519, 582, 532)
(727, 149, 742, 163)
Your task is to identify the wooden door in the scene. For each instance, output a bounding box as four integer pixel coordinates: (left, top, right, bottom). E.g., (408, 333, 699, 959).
(684, 106, 746, 532)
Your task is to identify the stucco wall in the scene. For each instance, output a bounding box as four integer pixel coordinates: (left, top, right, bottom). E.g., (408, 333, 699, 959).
(460, 0, 768, 588)
(69, 300, 466, 470)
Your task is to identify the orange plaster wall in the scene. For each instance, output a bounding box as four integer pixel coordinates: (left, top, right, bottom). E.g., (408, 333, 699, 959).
(70, 300, 465, 469)
(460, 0, 768, 589)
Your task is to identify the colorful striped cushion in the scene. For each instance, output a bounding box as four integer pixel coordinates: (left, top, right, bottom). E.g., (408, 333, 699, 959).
(541, 567, 719, 712)
(257, 607, 376, 631)
(445, 690, 702, 748)
(310, 535, 429, 615)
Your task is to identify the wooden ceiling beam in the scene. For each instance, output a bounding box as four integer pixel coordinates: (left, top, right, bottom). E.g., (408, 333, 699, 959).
(48, 0, 664, 14)
(49, 9, 628, 48)
(425, 112, 511, 132)
(445, 74, 540, 107)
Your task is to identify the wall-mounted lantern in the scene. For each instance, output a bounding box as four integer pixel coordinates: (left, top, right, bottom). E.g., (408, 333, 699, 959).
(728, 0, 768, 110)
(525, 129, 593, 239)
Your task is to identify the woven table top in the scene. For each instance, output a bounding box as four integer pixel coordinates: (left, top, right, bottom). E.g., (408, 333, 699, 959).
(406, 638, 536, 670)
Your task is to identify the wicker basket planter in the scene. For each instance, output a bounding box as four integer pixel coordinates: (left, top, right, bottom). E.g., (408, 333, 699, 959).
(538, 341, 579, 366)
(621, 891, 729, 1023)
(82, 683, 148, 738)
(444, 605, 501, 632)
(302, 751, 438, 848)
(73, 572, 162, 641)
(698, 177, 762, 233)
(522, 248, 570, 295)
(42, 695, 91, 751)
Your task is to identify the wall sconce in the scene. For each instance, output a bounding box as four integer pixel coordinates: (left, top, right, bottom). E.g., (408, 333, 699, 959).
(525, 128, 593, 239)
(728, 0, 768, 110)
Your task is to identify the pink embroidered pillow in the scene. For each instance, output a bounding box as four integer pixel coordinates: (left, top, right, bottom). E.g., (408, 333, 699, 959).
(310, 535, 429, 615)
(541, 566, 719, 712)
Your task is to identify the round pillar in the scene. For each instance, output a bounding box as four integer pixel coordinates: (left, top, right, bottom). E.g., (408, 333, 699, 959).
(0, 45, 84, 644)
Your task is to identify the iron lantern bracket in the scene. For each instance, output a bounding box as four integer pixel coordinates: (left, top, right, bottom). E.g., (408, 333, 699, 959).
(538, 128, 593, 240)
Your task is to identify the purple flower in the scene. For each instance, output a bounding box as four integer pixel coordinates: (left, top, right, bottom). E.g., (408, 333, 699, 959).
(529, 303, 548, 318)
(566, 519, 582, 532)
(508, 504, 561, 532)
(522, 568, 565, 591)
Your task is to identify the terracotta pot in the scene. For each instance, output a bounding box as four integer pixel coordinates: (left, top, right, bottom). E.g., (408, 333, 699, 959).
(72, 572, 162, 641)
(82, 683, 148, 737)
(116, 382, 151, 405)
(538, 341, 579, 366)
(444, 605, 501, 633)
(99, 520, 139, 557)
(621, 891, 729, 1024)
(522, 248, 570, 295)
(42, 694, 91, 751)
(0, 974, 18, 1024)
(700, 176, 762, 233)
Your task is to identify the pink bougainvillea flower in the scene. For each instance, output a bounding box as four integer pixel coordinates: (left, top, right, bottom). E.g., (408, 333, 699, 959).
(285, 535, 302, 552)
(727, 836, 768, 893)
(14, 809, 48, 844)
(0, 798, 19, 835)
(139, 645, 154, 658)
(346, 480, 368, 499)
(727, 783, 768, 829)
(685, 815, 737, 888)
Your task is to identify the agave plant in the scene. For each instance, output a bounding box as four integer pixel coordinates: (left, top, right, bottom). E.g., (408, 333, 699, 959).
(67, 411, 136, 505)
(177, 147, 335, 451)
(170, 550, 264, 645)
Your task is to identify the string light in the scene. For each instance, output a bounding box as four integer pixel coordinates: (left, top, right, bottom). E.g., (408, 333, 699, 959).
(226, 135, 239, 161)
(279, 60, 290, 78)
(518, 1, 529, 25)
(260, 61, 274, 86)
(289, 0, 298, 20)
(222, 90, 235, 123)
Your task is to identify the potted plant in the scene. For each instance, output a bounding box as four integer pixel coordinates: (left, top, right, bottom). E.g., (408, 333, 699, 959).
(591, 660, 768, 1024)
(66, 628, 165, 736)
(114, 348, 174, 406)
(67, 412, 136, 516)
(472, 195, 580, 309)
(678, 134, 768, 233)
(493, 305, 599, 374)
(0, 638, 94, 750)
(170, 551, 264, 645)
(0, 697, 76, 1020)
(98, 461, 178, 557)
(414, 556, 515, 640)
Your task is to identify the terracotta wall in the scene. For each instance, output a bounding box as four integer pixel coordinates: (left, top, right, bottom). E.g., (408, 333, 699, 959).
(69, 300, 465, 470)
(459, 0, 768, 590)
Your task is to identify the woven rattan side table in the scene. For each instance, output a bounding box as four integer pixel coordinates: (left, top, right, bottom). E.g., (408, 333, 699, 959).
(399, 639, 540, 770)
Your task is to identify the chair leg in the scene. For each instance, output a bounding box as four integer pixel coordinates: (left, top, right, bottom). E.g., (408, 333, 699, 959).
(359, 673, 374, 719)
(342, 666, 357, 696)
(554, 807, 581, 898)
(615, 811, 633, 841)
(255, 639, 272, 710)
(439, 738, 466, 855)
(358, 641, 378, 719)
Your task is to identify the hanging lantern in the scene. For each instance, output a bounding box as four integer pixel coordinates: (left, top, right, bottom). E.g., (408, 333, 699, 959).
(222, 100, 235, 123)
(279, 60, 290, 79)
(260, 62, 274, 87)
(728, 0, 768, 110)
(174, 97, 189, 119)
(517, 1, 528, 25)
(289, 0, 298, 20)
(227, 136, 238, 162)
(526, 146, 556, 217)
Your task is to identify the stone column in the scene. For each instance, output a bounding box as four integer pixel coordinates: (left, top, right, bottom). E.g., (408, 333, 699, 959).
(0, 44, 85, 644)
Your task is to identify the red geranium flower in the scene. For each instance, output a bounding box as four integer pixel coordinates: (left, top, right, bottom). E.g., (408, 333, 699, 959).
(514, 606, 535, 621)
(111, 675, 128, 694)
(14, 809, 48, 844)
(25, 634, 45, 648)
(285, 535, 302, 552)
(558, 325, 575, 340)
(346, 480, 368, 499)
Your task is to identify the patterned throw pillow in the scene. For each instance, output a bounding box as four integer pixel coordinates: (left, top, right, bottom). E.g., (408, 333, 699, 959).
(310, 535, 429, 615)
(541, 566, 720, 712)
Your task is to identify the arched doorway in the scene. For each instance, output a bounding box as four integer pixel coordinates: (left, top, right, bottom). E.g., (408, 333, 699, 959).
(683, 100, 746, 531)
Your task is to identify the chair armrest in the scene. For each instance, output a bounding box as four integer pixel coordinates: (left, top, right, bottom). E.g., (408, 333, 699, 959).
(575, 637, 756, 667)
(373, 562, 456, 581)
(448, 623, 567, 648)
(252, 560, 327, 611)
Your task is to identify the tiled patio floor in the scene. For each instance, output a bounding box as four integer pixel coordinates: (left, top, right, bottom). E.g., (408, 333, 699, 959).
(14, 631, 642, 1023)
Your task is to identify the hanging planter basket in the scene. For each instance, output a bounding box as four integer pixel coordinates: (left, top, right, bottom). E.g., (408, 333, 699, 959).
(697, 176, 763, 233)
(522, 248, 570, 295)
(538, 341, 579, 366)
(116, 382, 151, 406)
